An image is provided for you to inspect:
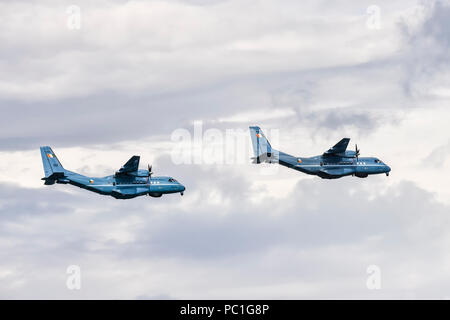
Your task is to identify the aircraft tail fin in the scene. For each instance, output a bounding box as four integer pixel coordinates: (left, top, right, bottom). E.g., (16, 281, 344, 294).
(40, 146, 66, 184)
(249, 126, 274, 163)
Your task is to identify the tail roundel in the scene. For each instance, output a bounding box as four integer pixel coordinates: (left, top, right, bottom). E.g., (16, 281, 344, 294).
(249, 126, 274, 163)
(40, 146, 66, 184)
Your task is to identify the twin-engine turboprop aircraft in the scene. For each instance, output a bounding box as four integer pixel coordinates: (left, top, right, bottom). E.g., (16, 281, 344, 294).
(40, 146, 185, 199)
(40, 127, 391, 198)
(249, 126, 391, 179)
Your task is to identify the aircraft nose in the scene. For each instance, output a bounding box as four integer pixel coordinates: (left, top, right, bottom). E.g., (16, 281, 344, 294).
(179, 184, 185, 192)
(385, 165, 391, 173)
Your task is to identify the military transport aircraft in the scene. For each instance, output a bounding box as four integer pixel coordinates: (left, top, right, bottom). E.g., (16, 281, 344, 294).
(249, 126, 390, 179)
(40, 146, 185, 199)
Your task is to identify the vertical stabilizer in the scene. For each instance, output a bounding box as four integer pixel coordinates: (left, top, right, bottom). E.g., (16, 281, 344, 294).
(40, 146, 65, 184)
(249, 126, 275, 163)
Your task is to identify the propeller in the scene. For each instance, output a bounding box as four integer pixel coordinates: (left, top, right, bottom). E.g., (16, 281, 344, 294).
(355, 144, 360, 161)
(147, 164, 153, 183)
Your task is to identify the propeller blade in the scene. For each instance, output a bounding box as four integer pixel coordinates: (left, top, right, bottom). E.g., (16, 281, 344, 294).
(147, 164, 153, 184)
(148, 164, 153, 176)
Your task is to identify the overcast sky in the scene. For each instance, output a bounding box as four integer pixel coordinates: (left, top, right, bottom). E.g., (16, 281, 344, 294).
(0, 0, 449, 299)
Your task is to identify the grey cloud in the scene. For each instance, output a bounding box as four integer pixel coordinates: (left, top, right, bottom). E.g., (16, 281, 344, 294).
(400, 1, 450, 95)
(1, 166, 450, 298)
(306, 108, 381, 132)
(1, 0, 450, 299)
(0, 61, 405, 151)
(406, 1, 450, 59)
(125, 178, 447, 260)
(422, 140, 450, 167)
(2, 1, 445, 152)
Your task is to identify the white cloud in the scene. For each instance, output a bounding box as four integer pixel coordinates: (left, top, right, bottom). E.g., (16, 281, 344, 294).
(0, 0, 415, 101)
(1, 0, 450, 299)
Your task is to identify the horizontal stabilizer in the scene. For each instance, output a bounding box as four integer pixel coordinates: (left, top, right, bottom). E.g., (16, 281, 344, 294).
(251, 153, 279, 164)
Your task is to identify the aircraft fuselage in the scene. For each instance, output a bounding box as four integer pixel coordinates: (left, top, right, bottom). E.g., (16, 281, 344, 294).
(40, 146, 185, 199)
(51, 171, 185, 199)
(249, 126, 391, 179)
(272, 151, 391, 179)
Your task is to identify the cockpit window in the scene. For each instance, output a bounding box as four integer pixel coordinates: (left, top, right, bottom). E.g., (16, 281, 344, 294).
(374, 159, 382, 163)
(168, 178, 177, 183)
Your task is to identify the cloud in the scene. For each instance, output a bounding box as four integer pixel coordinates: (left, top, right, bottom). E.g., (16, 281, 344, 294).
(400, 0, 450, 97)
(422, 140, 450, 167)
(0, 0, 423, 151)
(1, 0, 450, 299)
(1, 168, 450, 298)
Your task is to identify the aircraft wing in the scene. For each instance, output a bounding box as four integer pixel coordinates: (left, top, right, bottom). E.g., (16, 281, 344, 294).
(116, 156, 140, 175)
(323, 138, 350, 156)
